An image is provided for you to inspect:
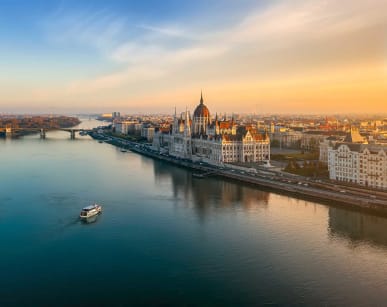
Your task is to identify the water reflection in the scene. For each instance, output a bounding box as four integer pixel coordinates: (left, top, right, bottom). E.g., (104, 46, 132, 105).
(328, 207, 387, 249)
(2, 123, 387, 306)
(152, 160, 270, 218)
(80, 215, 100, 224)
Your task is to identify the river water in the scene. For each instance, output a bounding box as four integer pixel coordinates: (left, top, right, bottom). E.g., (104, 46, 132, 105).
(0, 119, 387, 306)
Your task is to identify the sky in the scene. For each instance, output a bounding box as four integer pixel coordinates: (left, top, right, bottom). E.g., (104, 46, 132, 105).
(0, 0, 386, 114)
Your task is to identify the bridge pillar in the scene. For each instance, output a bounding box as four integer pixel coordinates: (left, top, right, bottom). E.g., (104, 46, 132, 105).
(70, 130, 75, 139)
(5, 127, 12, 138)
(40, 129, 46, 139)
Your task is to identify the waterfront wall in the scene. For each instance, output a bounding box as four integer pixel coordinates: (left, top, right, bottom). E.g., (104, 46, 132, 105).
(93, 132, 387, 215)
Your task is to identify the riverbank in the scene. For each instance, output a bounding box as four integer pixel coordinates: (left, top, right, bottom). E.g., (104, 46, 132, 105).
(90, 132, 387, 215)
(0, 115, 81, 138)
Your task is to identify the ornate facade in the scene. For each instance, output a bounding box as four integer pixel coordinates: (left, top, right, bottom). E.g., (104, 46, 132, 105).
(328, 143, 387, 189)
(192, 92, 211, 136)
(153, 93, 270, 165)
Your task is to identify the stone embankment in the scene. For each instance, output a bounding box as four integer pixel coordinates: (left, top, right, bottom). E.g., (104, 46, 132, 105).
(92, 132, 387, 215)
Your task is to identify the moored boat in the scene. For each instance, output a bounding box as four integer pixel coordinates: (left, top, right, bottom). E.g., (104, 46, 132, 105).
(80, 203, 102, 219)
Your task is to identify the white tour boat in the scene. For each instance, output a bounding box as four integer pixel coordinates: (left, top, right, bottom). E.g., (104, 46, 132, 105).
(80, 203, 102, 219)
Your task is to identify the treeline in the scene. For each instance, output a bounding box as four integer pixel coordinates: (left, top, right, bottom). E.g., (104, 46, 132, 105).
(284, 159, 328, 178)
(0, 116, 80, 129)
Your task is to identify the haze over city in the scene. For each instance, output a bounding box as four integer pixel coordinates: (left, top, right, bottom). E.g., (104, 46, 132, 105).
(1, 0, 386, 114)
(2, 1, 387, 305)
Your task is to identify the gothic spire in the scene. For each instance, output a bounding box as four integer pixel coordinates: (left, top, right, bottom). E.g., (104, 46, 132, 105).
(184, 107, 191, 136)
(200, 90, 203, 105)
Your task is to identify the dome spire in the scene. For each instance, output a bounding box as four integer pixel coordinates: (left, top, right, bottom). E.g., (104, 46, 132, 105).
(200, 90, 203, 105)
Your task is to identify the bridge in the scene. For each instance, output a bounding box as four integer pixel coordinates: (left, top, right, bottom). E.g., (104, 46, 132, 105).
(0, 127, 92, 139)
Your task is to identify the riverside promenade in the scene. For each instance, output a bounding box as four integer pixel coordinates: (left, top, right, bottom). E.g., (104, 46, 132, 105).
(92, 132, 387, 215)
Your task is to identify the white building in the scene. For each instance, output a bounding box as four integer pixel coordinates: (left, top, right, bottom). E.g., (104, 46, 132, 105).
(359, 147, 387, 189)
(270, 130, 303, 149)
(328, 143, 360, 184)
(301, 132, 328, 151)
(141, 126, 155, 142)
(114, 121, 135, 134)
(328, 143, 387, 189)
(319, 136, 345, 164)
(153, 93, 270, 165)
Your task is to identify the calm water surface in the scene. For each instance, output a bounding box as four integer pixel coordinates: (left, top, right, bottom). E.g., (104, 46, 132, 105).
(1, 120, 387, 306)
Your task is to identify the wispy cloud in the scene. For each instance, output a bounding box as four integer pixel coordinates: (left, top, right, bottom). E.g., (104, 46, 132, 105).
(136, 24, 185, 38)
(33, 0, 386, 112)
(44, 8, 128, 51)
(229, 0, 386, 42)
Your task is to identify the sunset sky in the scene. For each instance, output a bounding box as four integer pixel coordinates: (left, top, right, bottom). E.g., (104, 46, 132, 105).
(0, 0, 386, 114)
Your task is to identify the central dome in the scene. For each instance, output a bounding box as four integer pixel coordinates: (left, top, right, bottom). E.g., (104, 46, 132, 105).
(193, 92, 210, 118)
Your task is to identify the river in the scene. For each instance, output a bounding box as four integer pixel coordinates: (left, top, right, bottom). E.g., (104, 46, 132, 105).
(0, 119, 386, 306)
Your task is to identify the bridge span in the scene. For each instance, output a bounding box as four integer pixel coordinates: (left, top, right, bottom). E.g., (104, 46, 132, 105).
(0, 127, 92, 139)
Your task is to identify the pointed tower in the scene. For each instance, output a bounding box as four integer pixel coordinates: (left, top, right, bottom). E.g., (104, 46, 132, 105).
(193, 91, 210, 136)
(173, 106, 178, 134)
(183, 107, 192, 157)
(215, 112, 219, 135)
(184, 107, 191, 137)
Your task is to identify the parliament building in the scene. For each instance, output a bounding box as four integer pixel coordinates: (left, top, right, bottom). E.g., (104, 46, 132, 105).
(152, 93, 270, 165)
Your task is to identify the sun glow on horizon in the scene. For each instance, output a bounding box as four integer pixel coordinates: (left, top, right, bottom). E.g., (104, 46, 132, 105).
(0, 0, 386, 114)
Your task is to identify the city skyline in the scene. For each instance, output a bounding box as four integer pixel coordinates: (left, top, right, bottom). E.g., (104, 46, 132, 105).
(1, 0, 386, 114)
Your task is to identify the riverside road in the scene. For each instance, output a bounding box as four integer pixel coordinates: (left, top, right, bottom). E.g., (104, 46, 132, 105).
(91, 132, 387, 215)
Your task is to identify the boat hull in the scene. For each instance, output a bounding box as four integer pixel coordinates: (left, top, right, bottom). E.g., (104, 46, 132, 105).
(79, 211, 101, 219)
(79, 205, 102, 219)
